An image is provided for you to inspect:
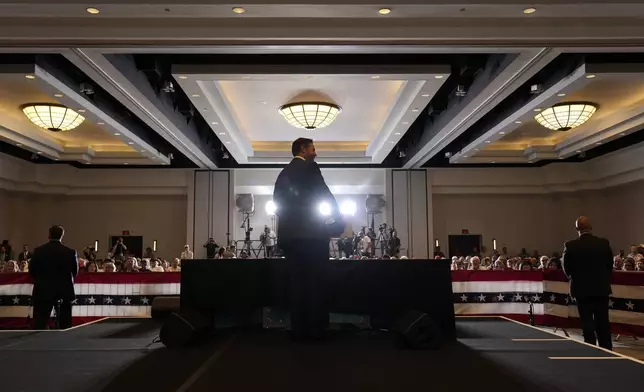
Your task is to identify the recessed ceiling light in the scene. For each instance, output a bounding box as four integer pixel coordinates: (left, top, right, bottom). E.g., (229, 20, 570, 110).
(54, 93, 63, 98)
(557, 93, 566, 97)
(151, 157, 157, 160)
(595, 142, 602, 145)
(620, 132, 626, 136)
(515, 120, 522, 124)
(576, 150, 582, 153)
(390, 141, 395, 144)
(225, 141, 231, 144)
(434, 75, 444, 79)
(558, 157, 564, 160)
(394, 132, 401, 136)
(140, 149, 146, 153)
(114, 133, 121, 136)
(421, 94, 430, 97)
(485, 140, 491, 144)
(463, 155, 468, 158)
(378, 8, 391, 15)
(16, 143, 22, 146)
(178, 75, 188, 80)
(586, 74, 596, 79)
(474, 149, 479, 152)
(533, 108, 542, 112)
(259, 101, 267, 105)
(86, 7, 100, 14)
(402, 121, 409, 125)
(124, 162, 129, 165)
(491, 161, 496, 164)
(54, 158, 59, 161)
(232, 7, 246, 14)
(97, 122, 104, 125)
(499, 131, 506, 135)
(128, 142, 134, 145)
(191, 94, 200, 98)
(25, 74, 36, 79)
(211, 121, 219, 125)
(241, 76, 251, 79)
(523, 7, 536, 14)
(162, 162, 168, 165)
(219, 132, 226, 135)
(202, 108, 209, 112)
(371, 75, 380, 79)
(78, 109, 86, 113)
(36, 151, 42, 154)
(412, 108, 419, 112)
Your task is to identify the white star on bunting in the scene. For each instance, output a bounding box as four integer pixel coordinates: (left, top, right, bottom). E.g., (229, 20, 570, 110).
(565, 296, 570, 304)
(460, 294, 468, 302)
(477, 294, 486, 302)
(532, 294, 541, 303)
(496, 294, 505, 302)
(71, 299, 78, 305)
(122, 297, 132, 305)
(105, 297, 113, 304)
(608, 299, 614, 308)
(549, 294, 556, 303)
(12, 296, 20, 305)
(514, 293, 523, 302)
(141, 297, 150, 305)
(87, 296, 96, 304)
(626, 301, 635, 311)
(571, 297, 577, 304)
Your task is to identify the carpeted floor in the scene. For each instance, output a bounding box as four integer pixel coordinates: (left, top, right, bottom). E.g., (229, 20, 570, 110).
(1, 317, 643, 392)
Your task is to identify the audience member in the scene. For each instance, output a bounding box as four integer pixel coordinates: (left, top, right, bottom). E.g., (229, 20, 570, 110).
(167, 258, 181, 272)
(0, 246, 9, 262)
(469, 256, 481, 271)
(181, 245, 194, 260)
(149, 259, 164, 272)
(103, 262, 116, 273)
(18, 245, 32, 262)
(17, 259, 28, 272)
(83, 246, 97, 262)
(2, 260, 18, 273)
(204, 238, 219, 259)
(546, 257, 562, 270)
(111, 238, 127, 261)
(622, 257, 635, 271)
(143, 247, 155, 259)
(85, 261, 98, 273)
(122, 258, 138, 272)
(613, 255, 622, 270)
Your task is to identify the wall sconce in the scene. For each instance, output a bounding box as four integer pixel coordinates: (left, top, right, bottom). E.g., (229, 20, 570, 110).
(435, 239, 439, 248)
(94, 240, 99, 252)
(493, 238, 497, 251)
(153, 240, 158, 252)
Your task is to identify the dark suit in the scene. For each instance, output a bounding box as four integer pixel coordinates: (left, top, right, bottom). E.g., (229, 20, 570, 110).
(18, 251, 32, 262)
(273, 157, 343, 339)
(562, 233, 613, 349)
(29, 240, 79, 329)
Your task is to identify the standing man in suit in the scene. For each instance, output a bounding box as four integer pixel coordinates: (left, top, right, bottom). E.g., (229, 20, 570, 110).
(18, 245, 32, 262)
(562, 216, 614, 350)
(273, 138, 344, 341)
(29, 226, 79, 329)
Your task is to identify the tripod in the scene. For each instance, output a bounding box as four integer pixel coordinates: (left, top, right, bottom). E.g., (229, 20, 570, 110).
(240, 212, 253, 256)
(376, 229, 389, 258)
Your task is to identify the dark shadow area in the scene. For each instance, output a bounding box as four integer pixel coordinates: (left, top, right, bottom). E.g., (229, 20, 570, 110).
(100, 319, 163, 339)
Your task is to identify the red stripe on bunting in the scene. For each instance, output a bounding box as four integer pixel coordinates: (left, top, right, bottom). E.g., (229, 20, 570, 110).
(452, 270, 544, 282)
(0, 272, 181, 285)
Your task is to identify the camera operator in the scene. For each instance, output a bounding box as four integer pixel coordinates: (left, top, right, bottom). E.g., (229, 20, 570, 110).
(203, 237, 219, 259)
(83, 246, 97, 262)
(389, 229, 401, 258)
(111, 237, 127, 262)
(261, 225, 277, 257)
(359, 231, 372, 257)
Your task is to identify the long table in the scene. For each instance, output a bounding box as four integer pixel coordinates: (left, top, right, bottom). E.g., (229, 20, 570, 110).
(181, 258, 457, 339)
(1, 265, 643, 336)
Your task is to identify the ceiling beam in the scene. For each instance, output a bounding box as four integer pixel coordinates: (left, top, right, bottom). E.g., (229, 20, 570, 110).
(62, 48, 218, 169)
(404, 48, 560, 168)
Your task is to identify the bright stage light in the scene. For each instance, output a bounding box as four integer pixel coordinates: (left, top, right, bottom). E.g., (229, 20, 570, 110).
(340, 200, 357, 216)
(318, 202, 332, 216)
(265, 200, 277, 215)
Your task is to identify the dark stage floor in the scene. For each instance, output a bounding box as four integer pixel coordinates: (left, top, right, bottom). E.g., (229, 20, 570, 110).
(1, 317, 642, 392)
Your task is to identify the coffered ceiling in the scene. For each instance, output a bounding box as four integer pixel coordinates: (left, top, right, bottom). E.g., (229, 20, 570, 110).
(1, 1, 644, 169)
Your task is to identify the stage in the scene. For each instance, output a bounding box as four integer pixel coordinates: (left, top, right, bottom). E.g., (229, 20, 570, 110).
(1, 317, 642, 392)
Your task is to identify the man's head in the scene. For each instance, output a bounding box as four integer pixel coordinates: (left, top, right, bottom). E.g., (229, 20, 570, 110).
(49, 225, 65, 241)
(118, 237, 123, 242)
(171, 258, 180, 268)
(184, 245, 190, 251)
(575, 216, 592, 235)
(23, 245, 28, 252)
(291, 137, 316, 160)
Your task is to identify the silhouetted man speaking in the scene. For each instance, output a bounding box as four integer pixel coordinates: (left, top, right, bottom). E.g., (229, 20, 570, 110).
(29, 225, 78, 329)
(273, 138, 344, 341)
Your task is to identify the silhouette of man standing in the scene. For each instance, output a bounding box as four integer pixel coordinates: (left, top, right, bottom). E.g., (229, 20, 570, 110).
(273, 138, 344, 341)
(29, 226, 78, 329)
(563, 216, 613, 350)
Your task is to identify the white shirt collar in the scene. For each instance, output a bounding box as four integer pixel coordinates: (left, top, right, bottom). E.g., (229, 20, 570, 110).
(294, 156, 305, 161)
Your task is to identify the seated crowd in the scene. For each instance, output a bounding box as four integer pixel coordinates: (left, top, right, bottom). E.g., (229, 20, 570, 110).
(449, 244, 644, 272)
